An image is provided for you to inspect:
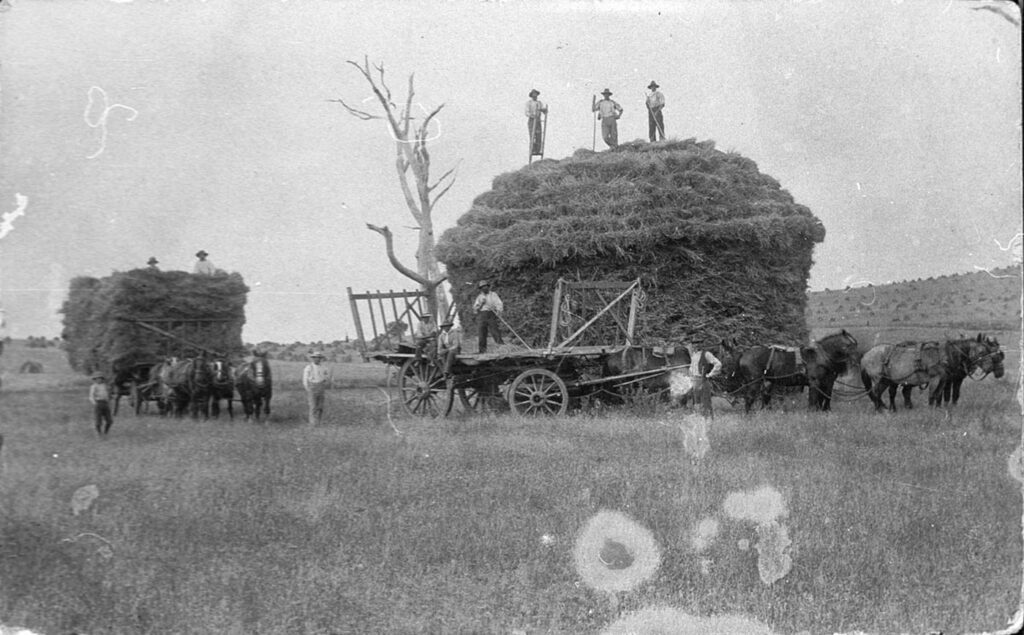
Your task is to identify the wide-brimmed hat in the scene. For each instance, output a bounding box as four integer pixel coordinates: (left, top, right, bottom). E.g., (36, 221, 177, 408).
(647, 81, 659, 89)
(195, 250, 209, 258)
(601, 88, 613, 96)
(478, 280, 491, 288)
(440, 320, 454, 328)
(419, 311, 432, 319)
(91, 371, 106, 380)
(308, 350, 325, 359)
(147, 257, 159, 265)
(529, 89, 540, 97)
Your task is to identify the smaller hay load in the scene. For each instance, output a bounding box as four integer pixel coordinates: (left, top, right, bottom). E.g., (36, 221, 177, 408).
(436, 139, 826, 346)
(61, 269, 249, 374)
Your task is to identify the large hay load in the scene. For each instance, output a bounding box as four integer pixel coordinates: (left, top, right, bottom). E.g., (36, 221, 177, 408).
(61, 269, 249, 373)
(436, 139, 825, 347)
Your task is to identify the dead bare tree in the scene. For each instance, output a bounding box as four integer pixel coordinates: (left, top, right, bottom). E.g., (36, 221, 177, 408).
(329, 56, 456, 318)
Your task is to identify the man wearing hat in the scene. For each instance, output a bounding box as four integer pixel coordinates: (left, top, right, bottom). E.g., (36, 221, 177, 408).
(89, 370, 114, 435)
(146, 257, 160, 270)
(525, 89, 548, 156)
(436, 319, 462, 378)
(686, 338, 724, 418)
(472, 280, 504, 353)
(193, 250, 215, 275)
(302, 350, 332, 426)
(414, 311, 438, 361)
(592, 89, 623, 149)
(645, 81, 665, 142)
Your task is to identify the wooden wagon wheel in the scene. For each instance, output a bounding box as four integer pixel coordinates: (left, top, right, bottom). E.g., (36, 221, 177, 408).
(399, 358, 453, 417)
(508, 368, 569, 416)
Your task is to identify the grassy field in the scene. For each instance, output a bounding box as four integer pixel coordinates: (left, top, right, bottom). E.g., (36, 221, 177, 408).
(1, 343, 1022, 634)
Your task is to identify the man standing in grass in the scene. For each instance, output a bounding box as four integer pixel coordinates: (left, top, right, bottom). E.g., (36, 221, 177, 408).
(89, 371, 114, 436)
(302, 350, 332, 426)
(687, 340, 723, 418)
(473, 280, 505, 354)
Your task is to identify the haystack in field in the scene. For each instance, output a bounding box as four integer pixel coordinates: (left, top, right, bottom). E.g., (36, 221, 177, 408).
(61, 269, 249, 372)
(436, 139, 825, 347)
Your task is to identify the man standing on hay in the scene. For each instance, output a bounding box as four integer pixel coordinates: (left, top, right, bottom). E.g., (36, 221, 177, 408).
(473, 280, 504, 354)
(645, 81, 665, 142)
(592, 88, 623, 149)
(193, 250, 215, 275)
(525, 88, 548, 156)
(302, 350, 332, 426)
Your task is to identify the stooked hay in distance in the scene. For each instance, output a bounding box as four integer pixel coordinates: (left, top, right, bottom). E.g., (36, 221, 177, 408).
(61, 269, 249, 372)
(436, 139, 825, 345)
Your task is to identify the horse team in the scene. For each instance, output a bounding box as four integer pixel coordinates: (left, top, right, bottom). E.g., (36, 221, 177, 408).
(622, 329, 1005, 414)
(113, 352, 273, 422)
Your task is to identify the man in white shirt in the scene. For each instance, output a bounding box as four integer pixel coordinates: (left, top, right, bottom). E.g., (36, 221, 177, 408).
(688, 339, 723, 418)
(645, 81, 665, 142)
(592, 88, 623, 149)
(302, 350, 332, 425)
(193, 250, 216, 275)
(525, 88, 548, 156)
(472, 280, 505, 354)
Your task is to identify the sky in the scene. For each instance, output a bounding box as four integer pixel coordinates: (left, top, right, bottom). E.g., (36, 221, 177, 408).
(0, 0, 1020, 344)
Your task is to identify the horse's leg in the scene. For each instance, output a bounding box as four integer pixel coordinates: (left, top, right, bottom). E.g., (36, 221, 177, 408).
(902, 384, 914, 409)
(951, 377, 963, 405)
(869, 379, 888, 412)
(264, 388, 272, 416)
(227, 392, 234, 420)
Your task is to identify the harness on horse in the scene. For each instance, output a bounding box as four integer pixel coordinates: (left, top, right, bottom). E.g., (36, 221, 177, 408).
(765, 345, 803, 377)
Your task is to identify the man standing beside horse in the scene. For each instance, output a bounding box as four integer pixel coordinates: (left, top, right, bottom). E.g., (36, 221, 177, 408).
(687, 339, 723, 418)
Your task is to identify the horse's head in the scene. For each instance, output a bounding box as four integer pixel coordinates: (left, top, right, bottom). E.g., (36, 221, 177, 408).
(815, 329, 861, 370)
(189, 357, 213, 387)
(210, 358, 232, 385)
(973, 333, 1005, 379)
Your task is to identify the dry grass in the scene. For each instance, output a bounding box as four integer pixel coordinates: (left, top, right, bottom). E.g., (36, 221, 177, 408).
(1, 370, 1020, 634)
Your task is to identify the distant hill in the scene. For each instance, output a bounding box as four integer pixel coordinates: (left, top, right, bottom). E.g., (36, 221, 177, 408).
(806, 266, 1022, 332)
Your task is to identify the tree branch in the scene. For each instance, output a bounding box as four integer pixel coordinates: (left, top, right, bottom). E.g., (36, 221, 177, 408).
(366, 224, 427, 284)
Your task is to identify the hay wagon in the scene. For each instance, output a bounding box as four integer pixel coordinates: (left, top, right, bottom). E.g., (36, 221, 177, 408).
(362, 279, 689, 417)
(108, 317, 236, 415)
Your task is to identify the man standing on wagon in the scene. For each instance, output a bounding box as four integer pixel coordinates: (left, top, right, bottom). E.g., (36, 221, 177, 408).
(473, 280, 504, 354)
(193, 250, 216, 275)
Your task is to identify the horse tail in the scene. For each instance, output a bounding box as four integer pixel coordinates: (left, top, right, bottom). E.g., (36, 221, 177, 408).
(860, 366, 873, 393)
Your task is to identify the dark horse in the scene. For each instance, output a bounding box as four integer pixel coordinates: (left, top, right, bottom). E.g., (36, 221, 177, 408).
(937, 334, 1004, 406)
(602, 339, 739, 408)
(235, 353, 272, 422)
(734, 330, 859, 412)
(154, 357, 214, 419)
(207, 358, 235, 419)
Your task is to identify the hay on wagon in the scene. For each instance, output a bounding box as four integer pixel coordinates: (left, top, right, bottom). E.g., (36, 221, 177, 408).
(436, 139, 825, 347)
(61, 269, 249, 373)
